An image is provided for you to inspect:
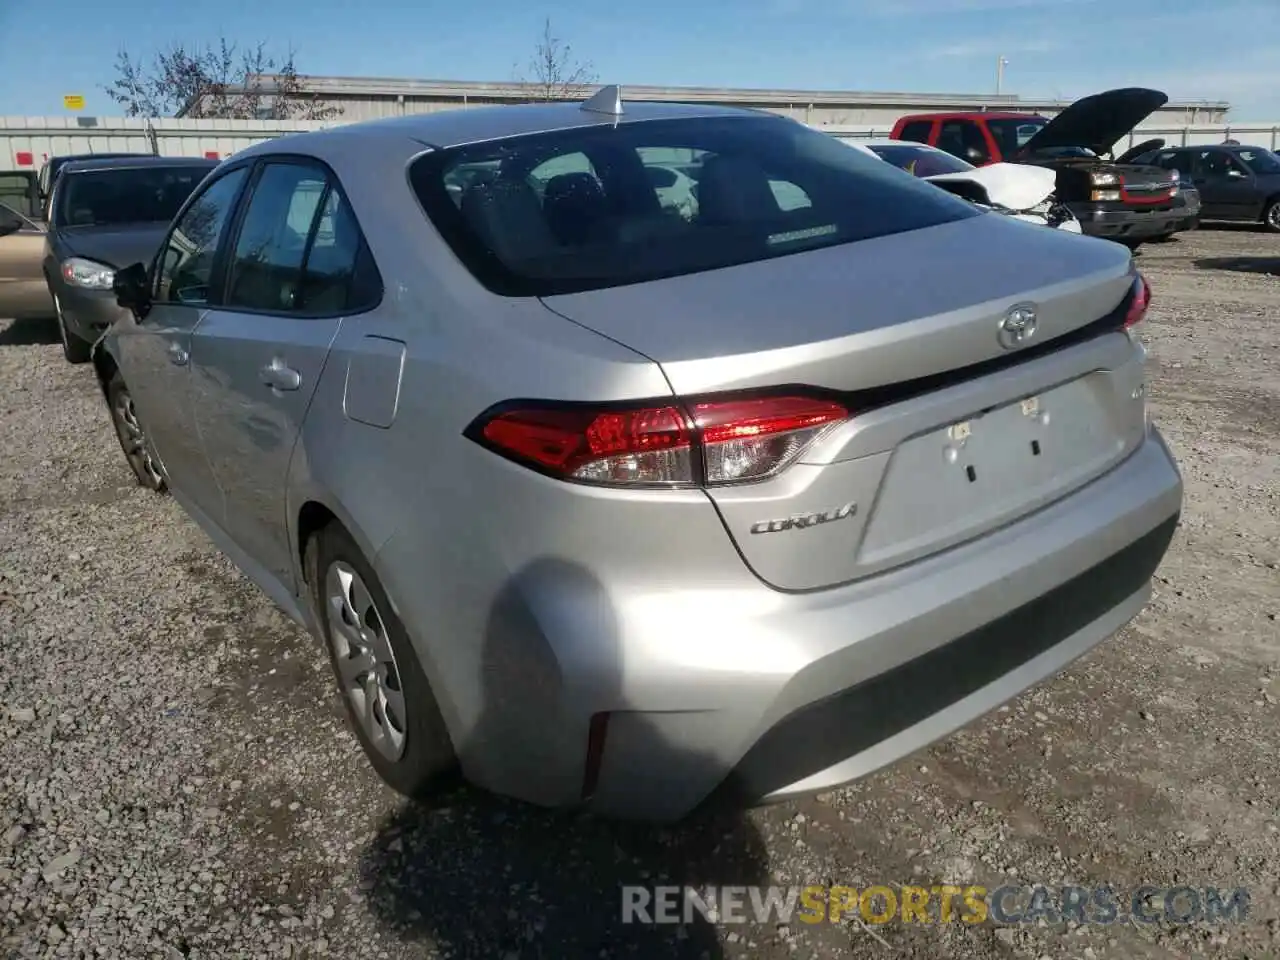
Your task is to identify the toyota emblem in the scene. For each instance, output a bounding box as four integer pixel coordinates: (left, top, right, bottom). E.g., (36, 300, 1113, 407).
(998, 303, 1038, 350)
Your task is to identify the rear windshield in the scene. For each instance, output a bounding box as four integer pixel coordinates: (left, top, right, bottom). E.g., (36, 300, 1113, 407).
(866, 144, 975, 177)
(55, 165, 211, 228)
(409, 116, 980, 296)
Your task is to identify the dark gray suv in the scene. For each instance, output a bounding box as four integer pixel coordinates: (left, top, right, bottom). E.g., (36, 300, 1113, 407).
(1133, 143, 1280, 232)
(42, 156, 218, 362)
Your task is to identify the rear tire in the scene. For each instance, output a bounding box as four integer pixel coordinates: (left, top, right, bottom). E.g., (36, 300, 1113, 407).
(1263, 199, 1280, 234)
(53, 293, 91, 364)
(105, 370, 167, 492)
(307, 522, 458, 799)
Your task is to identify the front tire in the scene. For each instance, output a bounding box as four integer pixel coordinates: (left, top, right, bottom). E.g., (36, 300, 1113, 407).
(53, 293, 92, 364)
(307, 523, 457, 798)
(105, 370, 166, 492)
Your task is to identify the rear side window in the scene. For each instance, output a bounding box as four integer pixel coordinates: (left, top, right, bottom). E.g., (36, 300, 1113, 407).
(409, 116, 979, 297)
(897, 121, 932, 143)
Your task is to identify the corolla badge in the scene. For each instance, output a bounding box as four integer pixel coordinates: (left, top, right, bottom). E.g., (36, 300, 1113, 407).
(750, 502, 857, 535)
(998, 302, 1038, 350)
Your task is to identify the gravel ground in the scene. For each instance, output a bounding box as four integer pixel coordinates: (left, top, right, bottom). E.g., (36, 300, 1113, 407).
(1, 226, 1277, 960)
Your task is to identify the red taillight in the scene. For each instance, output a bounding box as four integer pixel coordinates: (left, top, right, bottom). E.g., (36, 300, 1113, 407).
(1124, 273, 1152, 329)
(472, 394, 849, 487)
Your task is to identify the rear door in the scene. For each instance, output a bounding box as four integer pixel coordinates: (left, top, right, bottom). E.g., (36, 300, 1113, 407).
(188, 158, 374, 589)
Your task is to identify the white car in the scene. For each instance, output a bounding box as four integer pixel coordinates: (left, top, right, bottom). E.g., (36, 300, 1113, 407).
(841, 138, 1082, 232)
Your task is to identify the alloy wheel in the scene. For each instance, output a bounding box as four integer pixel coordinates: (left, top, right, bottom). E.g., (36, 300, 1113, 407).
(324, 561, 408, 762)
(111, 386, 165, 488)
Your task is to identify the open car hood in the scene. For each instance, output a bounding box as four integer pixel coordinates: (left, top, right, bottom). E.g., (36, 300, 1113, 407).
(923, 162, 1056, 211)
(1116, 138, 1166, 164)
(1020, 87, 1169, 156)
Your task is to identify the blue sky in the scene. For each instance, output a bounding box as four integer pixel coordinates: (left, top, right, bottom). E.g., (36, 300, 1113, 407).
(1, 0, 1277, 120)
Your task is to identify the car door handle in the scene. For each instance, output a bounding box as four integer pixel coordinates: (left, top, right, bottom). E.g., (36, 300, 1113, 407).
(260, 357, 302, 392)
(167, 342, 189, 365)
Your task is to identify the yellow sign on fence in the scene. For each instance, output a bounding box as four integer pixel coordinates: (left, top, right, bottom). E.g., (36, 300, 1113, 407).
(63, 94, 84, 111)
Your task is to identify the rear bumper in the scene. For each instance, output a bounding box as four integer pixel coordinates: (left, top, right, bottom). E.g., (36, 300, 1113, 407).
(422, 426, 1181, 822)
(1070, 204, 1195, 239)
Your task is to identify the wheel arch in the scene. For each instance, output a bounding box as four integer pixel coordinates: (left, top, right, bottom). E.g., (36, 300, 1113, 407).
(89, 341, 118, 400)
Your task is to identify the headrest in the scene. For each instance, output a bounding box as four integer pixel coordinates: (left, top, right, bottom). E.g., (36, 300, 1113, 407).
(461, 178, 557, 262)
(695, 154, 780, 225)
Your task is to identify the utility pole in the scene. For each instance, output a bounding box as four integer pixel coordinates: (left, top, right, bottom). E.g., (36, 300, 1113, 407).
(996, 56, 1008, 96)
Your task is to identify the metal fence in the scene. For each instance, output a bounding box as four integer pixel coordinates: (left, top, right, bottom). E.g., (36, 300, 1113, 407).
(0, 116, 336, 172)
(3, 113, 1278, 172)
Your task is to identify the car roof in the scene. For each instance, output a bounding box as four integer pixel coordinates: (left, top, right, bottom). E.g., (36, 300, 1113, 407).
(896, 112, 1044, 122)
(59, 156, 220, 175)
(231, 99, 774, 163)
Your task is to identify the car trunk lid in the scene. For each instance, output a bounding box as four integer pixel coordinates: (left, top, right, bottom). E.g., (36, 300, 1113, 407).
(542, 213, 1149, 591)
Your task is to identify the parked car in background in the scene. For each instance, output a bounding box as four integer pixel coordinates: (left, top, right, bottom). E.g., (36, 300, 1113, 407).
(0, 202, 53, 319)
(1127, 143, 1280, 232)
(37, 152, 155, 221)
(98, 89, 1180, 822)
(43, 155, 218, 363)
(0, 170, 40, 219)
(890, 88, 1191, 248)
(841, 138, 1081, 231)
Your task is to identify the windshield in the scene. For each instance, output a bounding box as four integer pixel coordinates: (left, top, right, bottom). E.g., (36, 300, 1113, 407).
(984, 117, 1056, 157)
(1238, 148, 1280, 175)
(55, 165, 211, 228)
(866, 144, 975, 177)
(409, 116, 979, 297)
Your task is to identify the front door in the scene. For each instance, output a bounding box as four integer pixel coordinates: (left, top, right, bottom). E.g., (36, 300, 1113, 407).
(110, 165, 251, 512)
(1192, 150, 1257, 220)
(0, 203, 52, 318)
(189, 159, 368, 589)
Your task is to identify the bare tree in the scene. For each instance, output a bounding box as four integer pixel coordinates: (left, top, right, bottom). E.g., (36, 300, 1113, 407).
(103, 37, 341, 121)
(516, 18, 598, 101)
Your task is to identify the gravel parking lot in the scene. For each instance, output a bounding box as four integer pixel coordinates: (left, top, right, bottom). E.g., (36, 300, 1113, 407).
(1, 226, 1277, 960)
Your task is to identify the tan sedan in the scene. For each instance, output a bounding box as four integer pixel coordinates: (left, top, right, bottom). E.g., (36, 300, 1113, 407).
(0, 202, 53, 319)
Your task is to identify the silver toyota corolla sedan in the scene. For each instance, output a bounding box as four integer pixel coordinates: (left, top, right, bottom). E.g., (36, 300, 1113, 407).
(94, 87, 1182, 822)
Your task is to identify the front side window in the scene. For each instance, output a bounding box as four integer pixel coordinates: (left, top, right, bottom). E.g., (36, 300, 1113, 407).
(54, 165, 211, 228)
(224, 163, 328, 313)
(223, 161, 378, 315)
(155, 166, 249, 306)
(409, 116, 979, 297)
(1237, 149, 1280, 175)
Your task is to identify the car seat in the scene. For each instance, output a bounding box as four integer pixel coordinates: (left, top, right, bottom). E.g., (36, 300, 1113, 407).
(695, 155, 781, 225)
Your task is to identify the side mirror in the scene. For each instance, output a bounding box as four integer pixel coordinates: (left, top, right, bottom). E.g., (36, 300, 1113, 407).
(113, 262, 152, 318)
(0, 212, 23, 238)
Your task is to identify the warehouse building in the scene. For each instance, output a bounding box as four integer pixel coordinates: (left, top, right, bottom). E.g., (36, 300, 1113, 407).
(182, 75, 1231, 128)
